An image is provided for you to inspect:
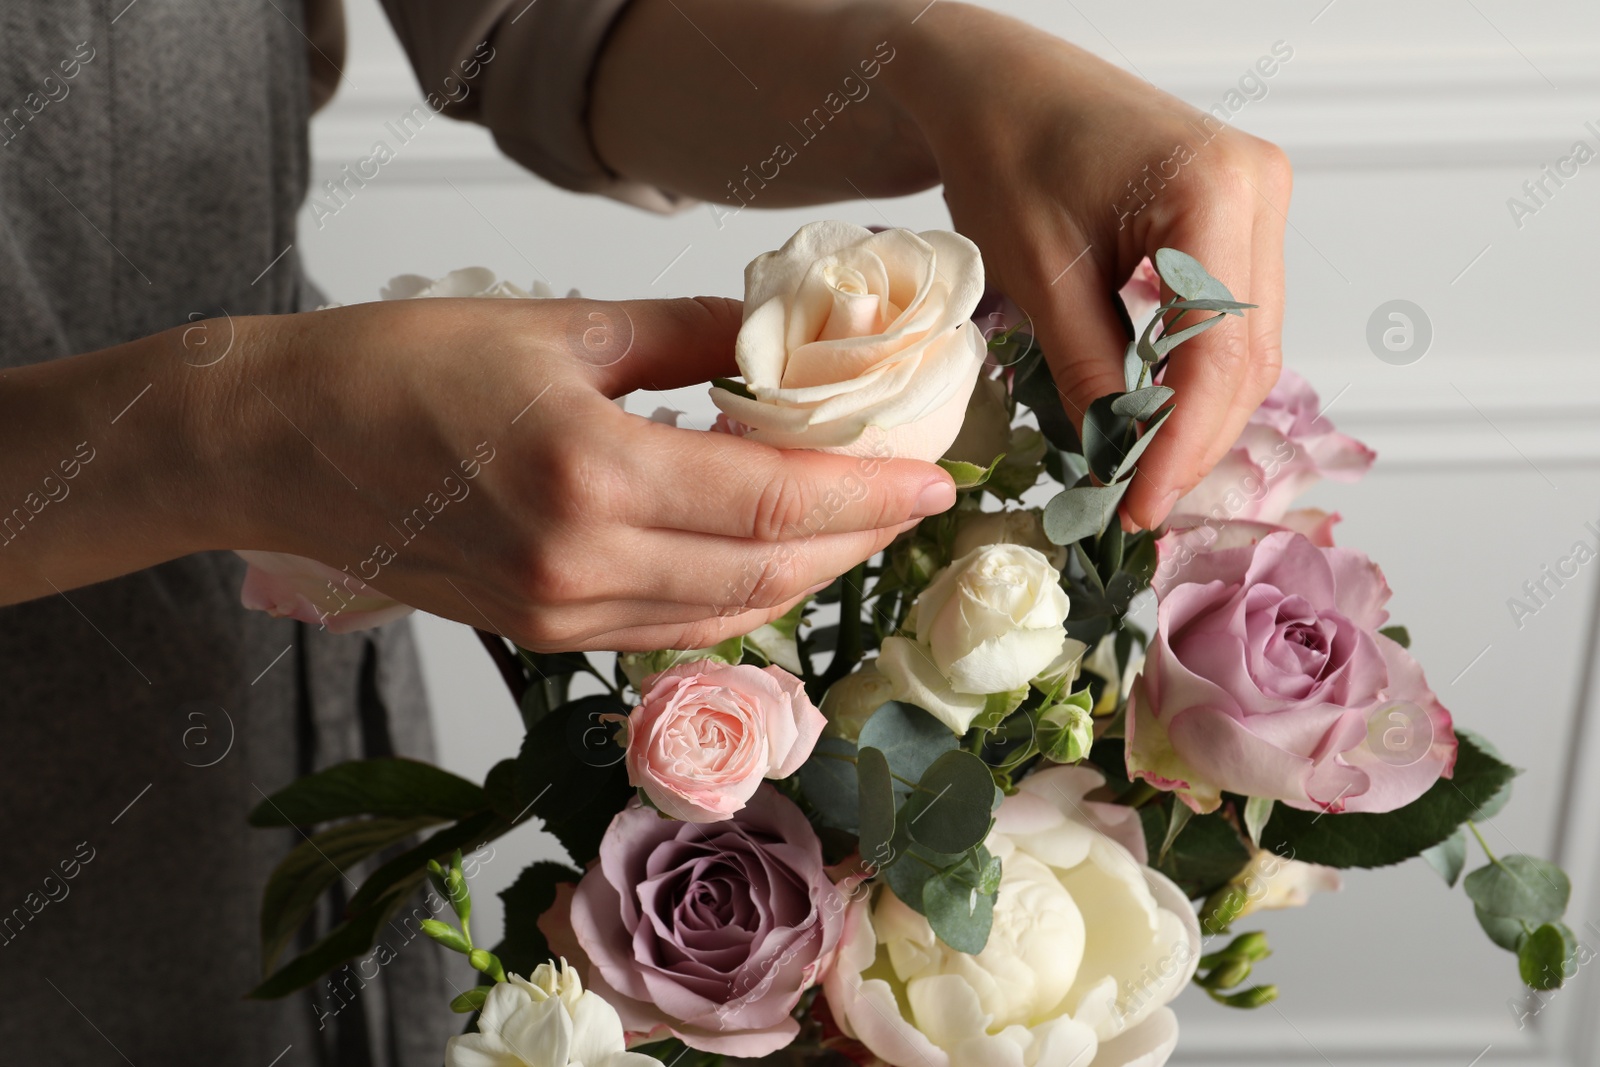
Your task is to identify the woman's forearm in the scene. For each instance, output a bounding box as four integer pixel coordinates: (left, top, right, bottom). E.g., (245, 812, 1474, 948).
(589, 0, 941, 205)
(0, 323, 246, 605)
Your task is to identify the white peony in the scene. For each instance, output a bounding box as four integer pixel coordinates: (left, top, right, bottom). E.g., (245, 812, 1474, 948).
(824, 766, 1200, 1067)
(445, 960, 657, 1067)
(878, 544, 1070, 733)
(709, 221, 987, 460)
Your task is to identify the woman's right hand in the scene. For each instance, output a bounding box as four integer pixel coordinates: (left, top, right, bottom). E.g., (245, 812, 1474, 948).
(206, 295, 954, 651)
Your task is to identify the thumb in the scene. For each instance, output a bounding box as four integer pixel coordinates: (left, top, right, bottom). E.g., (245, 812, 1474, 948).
(575, 296, 746, 397)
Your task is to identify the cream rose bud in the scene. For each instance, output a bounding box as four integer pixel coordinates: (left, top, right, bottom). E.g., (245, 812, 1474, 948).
(709, 221, 987, 460)
(942, 374, 1011, 467)
(878, 544, 1070, 734)
(820, 659, 894, 741)
(951, 507, 1068, 571)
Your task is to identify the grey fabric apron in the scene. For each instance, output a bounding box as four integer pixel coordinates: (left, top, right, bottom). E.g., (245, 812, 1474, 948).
(0, 2, 461, 1063)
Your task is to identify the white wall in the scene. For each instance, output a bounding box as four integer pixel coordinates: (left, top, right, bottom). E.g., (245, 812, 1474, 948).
(298, 2, 1600, 1062)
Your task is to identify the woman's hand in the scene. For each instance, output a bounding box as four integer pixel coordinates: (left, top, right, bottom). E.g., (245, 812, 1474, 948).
(884, 3, 1290, 529)
(590, 0, 1290, 531)
(0, 297, 955, 652)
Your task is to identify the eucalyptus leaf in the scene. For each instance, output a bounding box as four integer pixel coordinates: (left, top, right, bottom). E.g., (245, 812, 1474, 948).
(798, 736, 861, 832)
(856, 747, 899, 870)
(1475, 905, 1530, 952)
(1123, 343, 1144, 391)
(904, 750, 996, 855)
(924, 867, 995, 954)
(1165, 297, 1255, 314)
(1082, 394, 1132, 484)
(1420, 829, 1467, 887)
(884, 840, 966, 917)
(1463, 855, 1570, 924)
(1153, 312, 1228, 356)
(1519, 922, 1576, 990)
(1110, 385, 1175, 421)
(1111, 406, 1174, 482)
(858, 702, 959, 795)
(1043, 482, 1131, 545)
(1154, 248, 1235, 302)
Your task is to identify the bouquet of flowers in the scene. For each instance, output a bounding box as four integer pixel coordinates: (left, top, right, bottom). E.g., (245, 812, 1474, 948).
(244, 223, 1575, 1066)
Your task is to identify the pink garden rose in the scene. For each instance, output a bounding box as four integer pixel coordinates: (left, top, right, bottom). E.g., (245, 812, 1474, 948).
(555, 787, 847, 1057)
(1128, 527, 1456, 815)
(1170, 368, 1375, 526)
(1121, 256, 1163, 328)
(625, 661, 825, 822)
(236, 549, 410, 633)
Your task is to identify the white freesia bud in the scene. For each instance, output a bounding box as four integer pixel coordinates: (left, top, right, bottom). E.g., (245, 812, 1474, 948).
(951, 507, 1067, 571)
(445, 959, 657, 1067)
(878, 544, 1069, 733)
(820, 660, 894, 742)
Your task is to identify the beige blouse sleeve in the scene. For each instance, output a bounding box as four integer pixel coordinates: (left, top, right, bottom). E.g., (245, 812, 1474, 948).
(345, 0, 690, 212)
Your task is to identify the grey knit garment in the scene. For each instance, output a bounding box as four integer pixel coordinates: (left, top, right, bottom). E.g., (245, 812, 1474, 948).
(0, 2, 463, 1063)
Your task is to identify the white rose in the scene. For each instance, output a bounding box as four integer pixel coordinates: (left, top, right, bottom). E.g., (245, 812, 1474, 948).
(445, 959, 658, 1067)
(951, 508, 1068, 571)
(820, 659, 895, 741)
(824, 766, 1200, 1067)
(709, 221, 987, 460)
(878, 544, 1070, 733)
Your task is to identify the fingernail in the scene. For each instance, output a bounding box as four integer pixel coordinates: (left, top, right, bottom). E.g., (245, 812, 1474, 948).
(913, 478, 957, 518)
(1149, 488, 1181, 528)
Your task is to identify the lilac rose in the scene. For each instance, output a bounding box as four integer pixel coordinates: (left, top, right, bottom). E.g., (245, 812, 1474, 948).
(1169, 367, 1375, 527)
(556, 786, 846, 1057)
(1128, 527, 1456, 815)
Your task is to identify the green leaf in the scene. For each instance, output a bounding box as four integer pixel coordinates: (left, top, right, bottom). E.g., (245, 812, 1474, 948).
(710, 376, 754, 399)
(346, 811, 501, 917)
(856, 747, 899, 870)
(258, 815, 442, 972)
(904, 750, 997, 854)
(495, 861, 580, 978)
(858, 702, 959, 796)
(938, 454, 1004, 490)
(924, 864, 996, 954)
(1140, 804, 1252, 899)
(1081, 394, 1132, 484)
(1111, 406, 1174, 482)
(1122, 343, 1144, 391)
(1258, 732, 1518, 869)
(1475, 905, 1530, 952)
(884, 840, 966, 916)
(1011, 348, 1079, 454)
(249, 872, 424, 999)
(1519, 922, 1576, 990)
(1378, 625, 1411, 649)
(248, 758, 488, 828)
(1243, 798, 1274, 848)
(1043, 482, 1131, 545)
(1153, 313, 1228, 356)
(969, 686, 1029, 732)
(1464, 856, 1570, 925)
(1164, 297, 1255, 314)
(451, 987, 490, 1014)
(1420, 828, 1467, 887)
(798, 736, 862, 833)
(517, 695, 636, 866)
(1110, 386, 1174, 421)
(1154, 248, 1235, 302)
(1158, 801, 1194, 864)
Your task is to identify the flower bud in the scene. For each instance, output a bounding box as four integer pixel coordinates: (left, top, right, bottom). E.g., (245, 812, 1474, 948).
(1219, 984, 1279, 1009)
(421, 919, 470, 954)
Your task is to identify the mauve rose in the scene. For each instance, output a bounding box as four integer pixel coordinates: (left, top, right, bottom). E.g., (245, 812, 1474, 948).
(1170, 368, 1375, 526)
(1128, 527, 1456, 815)
(558, 787, 847, 1057)
(625, 661, 825, 823)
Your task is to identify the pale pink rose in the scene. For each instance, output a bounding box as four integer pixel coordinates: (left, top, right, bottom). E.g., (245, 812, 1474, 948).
(559, 787, 847, 1057)
(709, 221, 987, 461)
(1129, 528, 1456, 815)
(1170, 368, 1375, 526)
(625, 661, 825, 822)
(236, 550, 410, 633)
(1121, 257, 1163, 328)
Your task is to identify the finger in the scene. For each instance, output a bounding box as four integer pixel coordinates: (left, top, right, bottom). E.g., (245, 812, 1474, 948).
(607, 523, 906, 611)
(1025, 238, 1130, 436)
(1121, 174, 1257, 529)
(585, 595, 811, 655)
(564, 296, 745, 396)
(615, 414, 956, 540)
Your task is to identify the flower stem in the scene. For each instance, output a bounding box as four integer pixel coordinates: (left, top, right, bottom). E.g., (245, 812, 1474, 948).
(821, 563, 866, 689)
(475, 628, 527, 703)
(1120, 782, 1160, 808)
(1468, 820, 1500, 866)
